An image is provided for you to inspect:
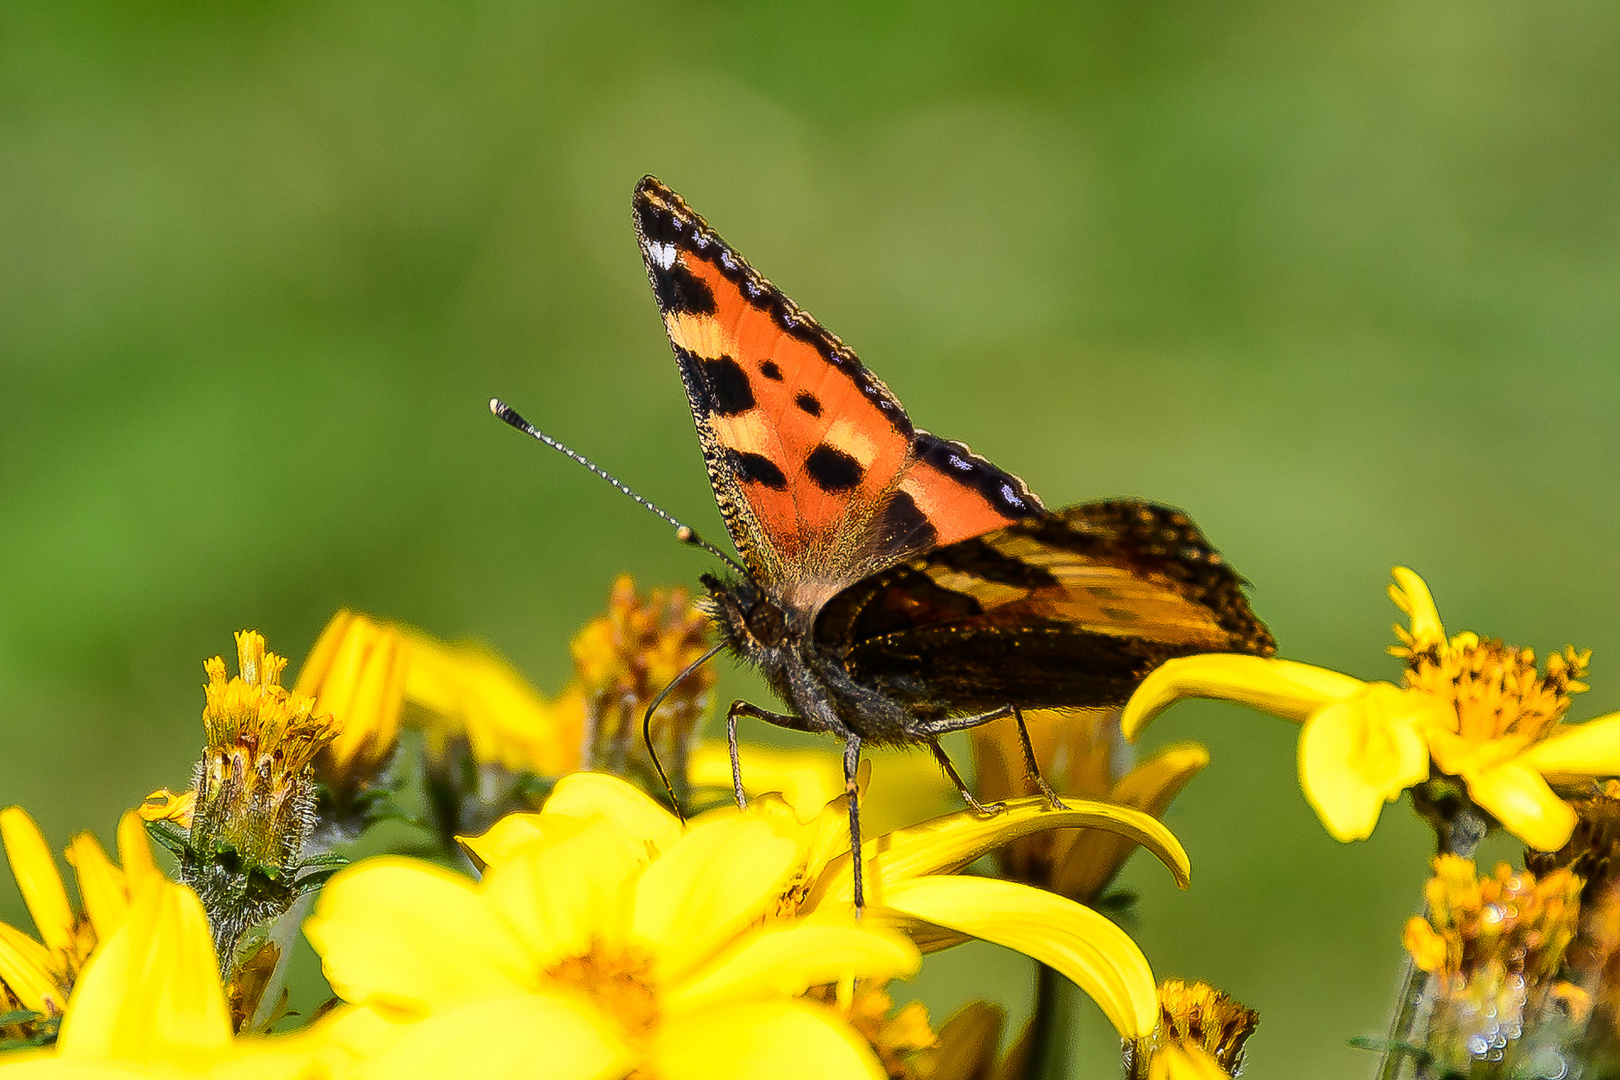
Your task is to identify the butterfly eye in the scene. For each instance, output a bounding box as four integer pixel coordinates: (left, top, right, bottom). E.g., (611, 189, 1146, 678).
(744, 599, 787, 647)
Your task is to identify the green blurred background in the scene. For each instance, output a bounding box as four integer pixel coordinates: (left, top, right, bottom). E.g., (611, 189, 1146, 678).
(2, 2, 1618, 1075)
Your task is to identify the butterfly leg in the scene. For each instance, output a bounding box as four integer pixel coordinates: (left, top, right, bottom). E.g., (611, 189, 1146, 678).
(724, 699, 831, 809)
(843, 732, 866, 917)
(927, 739, 1004, 817)
(1011, 705, 1069, 811)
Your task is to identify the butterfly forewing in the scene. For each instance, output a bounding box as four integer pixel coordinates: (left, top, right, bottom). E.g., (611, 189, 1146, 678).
(633, 177, 1038, 613)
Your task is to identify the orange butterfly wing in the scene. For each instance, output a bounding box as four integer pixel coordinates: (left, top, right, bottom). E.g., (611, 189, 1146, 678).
(633, 177, 1040, 612)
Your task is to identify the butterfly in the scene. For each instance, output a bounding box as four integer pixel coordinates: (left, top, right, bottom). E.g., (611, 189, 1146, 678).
(500, 176, 1276, 911)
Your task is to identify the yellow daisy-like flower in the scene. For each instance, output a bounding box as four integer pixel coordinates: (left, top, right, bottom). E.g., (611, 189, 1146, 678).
(0, 874, 320, 1078)
(1121, 567, 1620, 850)
(972, 709, 1209, 904)
(1123, 979, 1259, 1080)
(306, 773, 922, 1080)
(462, 772, 1186, 1040)
(0, 809, 161, 1024)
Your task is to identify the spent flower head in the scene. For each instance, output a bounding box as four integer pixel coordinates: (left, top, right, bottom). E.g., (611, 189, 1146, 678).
(1123, 979, 1259, 1080)
(572, 574, 716, 795)
(1401, 857, 1585, 1076)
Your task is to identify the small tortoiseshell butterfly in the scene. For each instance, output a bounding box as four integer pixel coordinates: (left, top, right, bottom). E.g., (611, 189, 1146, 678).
(500, 176, 1275, 910)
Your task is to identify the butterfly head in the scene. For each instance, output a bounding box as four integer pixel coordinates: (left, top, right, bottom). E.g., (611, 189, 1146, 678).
(698, 571, 791, 663)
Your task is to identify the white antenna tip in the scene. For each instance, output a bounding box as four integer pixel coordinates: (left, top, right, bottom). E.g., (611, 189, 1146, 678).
(488, 397, 504, 415)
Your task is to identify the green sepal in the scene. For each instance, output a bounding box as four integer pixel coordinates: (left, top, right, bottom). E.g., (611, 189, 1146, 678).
(290, 852, 350, 897)
(144, 818, 190, 856)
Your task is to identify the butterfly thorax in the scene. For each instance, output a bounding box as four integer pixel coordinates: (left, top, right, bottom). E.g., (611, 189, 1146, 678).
(698, 571, 926, 746)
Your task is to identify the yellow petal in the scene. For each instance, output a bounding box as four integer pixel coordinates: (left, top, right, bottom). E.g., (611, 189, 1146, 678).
(1120, 655, 1365, 741)
(305, 857, 533, 1011)
(654, 999, 886, 1080)
(1053, 744, 1209, 902)
(690, 743, 844, 823)
(0, 921, 61, 1014)
(1, 807, 76, 963)
(301, 613, 408, 774)
(114, 812, 160, 892)
(807, 796, 1190, 911)
(57, 878, 231, 1059)
(542, 772, 682, 855)
(459, 812, 577, 870)
(666, 921, 919, 1013)
(632, 816, 800, 984)
(333, 995, 634, 1080)
(480, 818, 643, 967)
(1297, 688, 1430, 842)
(1389, 567, 1445, 650)
(877, 876, 1158, 1038)
(1522, 713, 1620, 777)
(1463, 760, 1577, 852)
(1148, 1043, 1233, 1080)
(63, 832, 125, 945)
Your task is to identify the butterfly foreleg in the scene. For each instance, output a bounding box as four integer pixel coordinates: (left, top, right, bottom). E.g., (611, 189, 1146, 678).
(724, 699, 833, 809)
(1011, 705, 1068, 811)
(927, 739, 1004, 817)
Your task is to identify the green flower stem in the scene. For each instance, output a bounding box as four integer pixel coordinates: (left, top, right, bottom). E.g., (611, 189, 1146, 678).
(1023, 961, 1079, 1080)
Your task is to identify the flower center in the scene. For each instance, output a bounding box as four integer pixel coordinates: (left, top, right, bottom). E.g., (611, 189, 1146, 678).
(1404, 634, 1589, 745)
(544, 942, 661, 1043)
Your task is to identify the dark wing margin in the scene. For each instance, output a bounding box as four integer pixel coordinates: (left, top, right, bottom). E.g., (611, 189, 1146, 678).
(815, 499, 1276, 712)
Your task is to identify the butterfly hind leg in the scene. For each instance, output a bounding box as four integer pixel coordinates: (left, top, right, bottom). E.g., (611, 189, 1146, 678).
(1011, 705, 1069, 811)
(916, 705, 1068, 812)
(927, 739, 1005, 817)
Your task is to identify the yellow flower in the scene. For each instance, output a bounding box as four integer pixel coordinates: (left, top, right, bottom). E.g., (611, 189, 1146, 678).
(971, 709, 1209, 903)
(1121, 567, 1620, 850)
(0, 809, 161, 1024)
(1123, 979, 1259, 1080)
(0, 874, 319, 1078)
(306, 773, 921, 1080)
(464, 773, 1188, 1040)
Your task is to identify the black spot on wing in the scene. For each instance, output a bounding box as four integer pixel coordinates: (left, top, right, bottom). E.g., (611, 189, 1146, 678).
(877, 489, 937, 552)
(650, 261, 716, 315)
(760, 360, 783, 380)
(913, 431, 1043, 518)
(730, 450, 788, 490)
(703, 356, 755, 416)
(805, 444, 863, 493)
(794, 391, 822, 417)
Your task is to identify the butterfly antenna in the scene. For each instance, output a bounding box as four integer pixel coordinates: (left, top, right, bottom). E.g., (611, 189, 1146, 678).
(642, 640, 727, 822)
(489, 398, 748, 575)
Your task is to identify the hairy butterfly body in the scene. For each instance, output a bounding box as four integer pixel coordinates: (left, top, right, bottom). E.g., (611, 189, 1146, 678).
(633, 177, 1273, 909)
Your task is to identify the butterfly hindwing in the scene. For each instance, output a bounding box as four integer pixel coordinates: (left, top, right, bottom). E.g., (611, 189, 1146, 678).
(634, 176, 1039, 611)
(816, 499, 1276, 713)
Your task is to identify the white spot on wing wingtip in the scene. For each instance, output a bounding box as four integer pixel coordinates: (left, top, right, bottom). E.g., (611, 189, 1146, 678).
(645, 241, 677, 271)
